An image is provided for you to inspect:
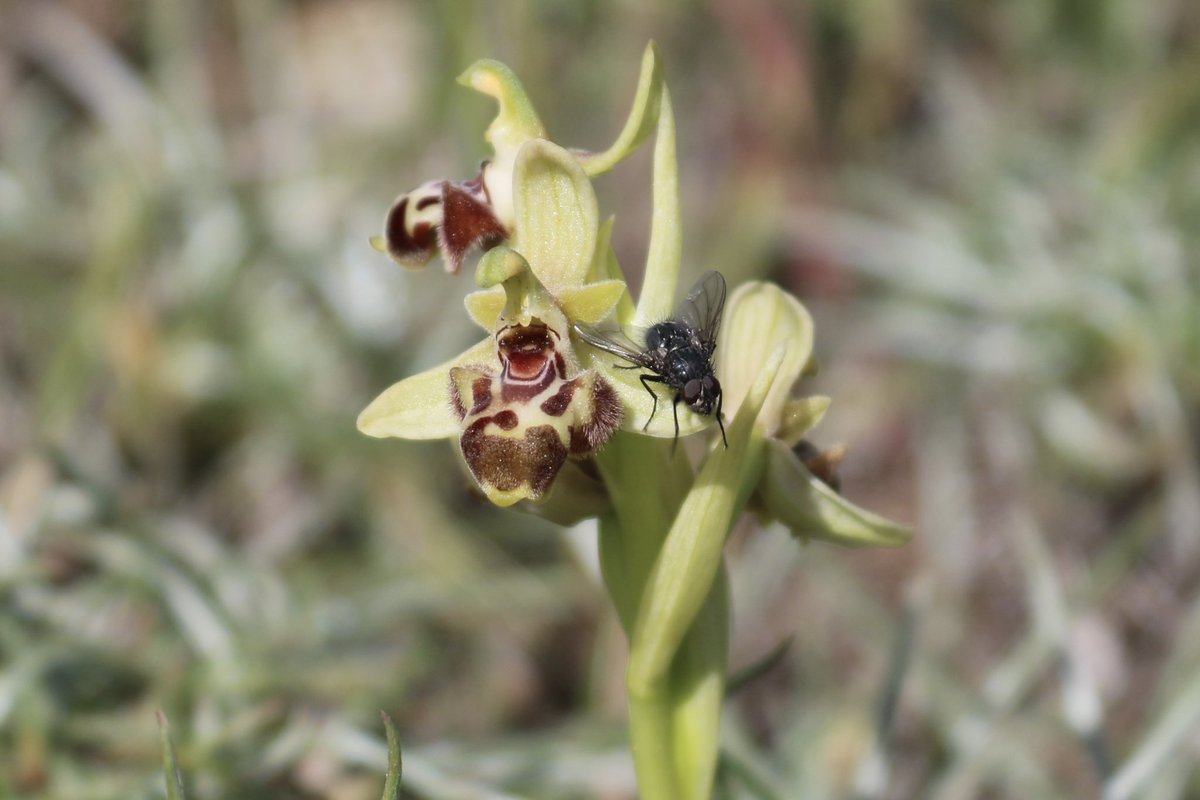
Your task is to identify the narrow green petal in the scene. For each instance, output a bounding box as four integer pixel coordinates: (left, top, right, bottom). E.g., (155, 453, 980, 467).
(577, 42, 664, 176)
(457, 59, 546, 153)
(590, 216, 636, 326)
(559, 280, 627, 324)
(463, 286, 505, 331)
(761, 439, 912, 547)
(512, 140, 599, 294)
(627, 347, 784, 695)
(717, 282, 814, 434)
(357, 338, 495, 440)
(778, 396, 831, 446)
(634, 88, 681, 328)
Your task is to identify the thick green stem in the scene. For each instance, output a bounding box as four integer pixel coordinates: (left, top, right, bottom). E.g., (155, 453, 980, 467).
(669, 569, 730, 799)
(596, 433, 693, 800)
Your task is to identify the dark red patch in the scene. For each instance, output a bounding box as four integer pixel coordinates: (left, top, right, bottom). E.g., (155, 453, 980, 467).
(385, 195, 437, 264)
(438, 181, 507, 274)
(498, 324, 560, 402)
(540, 380, 576, 418)
(499, 326, 554, 375)
(493, 409, 519, 430)
(470, 377, 493, 415)
(506, 350, 551, 381)
(553, 351, 566, 379)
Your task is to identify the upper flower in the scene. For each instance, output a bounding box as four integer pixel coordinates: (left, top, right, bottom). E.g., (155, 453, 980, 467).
(369, 60, 546, 274)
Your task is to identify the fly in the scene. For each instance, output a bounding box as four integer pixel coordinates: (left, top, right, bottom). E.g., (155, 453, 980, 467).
(574, 271, 728, 448)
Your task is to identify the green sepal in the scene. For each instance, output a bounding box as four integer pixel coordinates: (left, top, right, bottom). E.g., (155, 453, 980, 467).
(778, 396, 831, 446)
(512, 140, 599, 295)
(717, 281, 814, 435)
(633, 87, 681, 328)
(357, 338, 495, 440)
(760, 439, 912, 548)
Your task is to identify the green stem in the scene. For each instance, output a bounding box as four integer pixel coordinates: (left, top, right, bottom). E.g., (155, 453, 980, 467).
(596, 433, 692, 800)
(669, 570, 730, 799)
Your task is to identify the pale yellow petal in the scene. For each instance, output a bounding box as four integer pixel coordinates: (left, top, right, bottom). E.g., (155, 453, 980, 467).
(559, 280, 627, 325)
(463, 287, 506, 331)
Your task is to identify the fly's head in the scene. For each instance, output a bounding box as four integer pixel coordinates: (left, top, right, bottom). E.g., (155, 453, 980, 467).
(682, 374, 722, 416)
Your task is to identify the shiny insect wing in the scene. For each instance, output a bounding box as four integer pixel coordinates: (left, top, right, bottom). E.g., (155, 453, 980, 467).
(573, 271, 728, 447)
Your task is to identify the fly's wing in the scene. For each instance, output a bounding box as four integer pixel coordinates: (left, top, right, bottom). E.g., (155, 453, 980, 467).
(675, 271, 727, 353)
(572, 322, 656, 369)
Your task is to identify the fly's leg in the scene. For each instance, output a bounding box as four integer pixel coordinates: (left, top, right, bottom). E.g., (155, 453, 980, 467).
(670, 394, 681, 457)
(715, 390, 728, 448)
(639, 374, 664, 430)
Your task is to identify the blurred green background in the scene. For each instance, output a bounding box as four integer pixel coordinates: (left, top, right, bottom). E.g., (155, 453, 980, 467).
(2, 1, 1200, 798)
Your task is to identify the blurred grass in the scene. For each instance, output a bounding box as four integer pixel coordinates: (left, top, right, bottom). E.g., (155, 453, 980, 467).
(1, 0, 1199, 798)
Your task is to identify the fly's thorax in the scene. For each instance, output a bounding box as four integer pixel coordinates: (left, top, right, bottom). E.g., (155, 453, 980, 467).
(646, 320, 693, 352)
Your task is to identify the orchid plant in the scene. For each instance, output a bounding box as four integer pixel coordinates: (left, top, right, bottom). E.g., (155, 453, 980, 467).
(358, 44, 911, 800)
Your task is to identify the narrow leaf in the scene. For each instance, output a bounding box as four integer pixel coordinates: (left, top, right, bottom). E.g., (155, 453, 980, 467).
(379, 712, 403, 800)
(157, 711, 187, 800)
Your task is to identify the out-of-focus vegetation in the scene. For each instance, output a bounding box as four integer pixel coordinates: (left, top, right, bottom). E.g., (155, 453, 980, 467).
(1, 1, 1198, 798)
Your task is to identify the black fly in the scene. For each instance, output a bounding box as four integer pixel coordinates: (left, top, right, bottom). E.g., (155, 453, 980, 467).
(574, 271, 728, 448)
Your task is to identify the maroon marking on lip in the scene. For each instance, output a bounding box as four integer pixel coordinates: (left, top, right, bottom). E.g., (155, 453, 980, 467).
(540, 380, 576, 418)
(499, 325, 553, 353)
(460, 420, 568, 498)
(415, 195, 439, 210)
(505, 350, 552, 381)
(500, 359, 557, 403)
(470, 377, 493, 415)
(553, 351, 566, 379)
(493, 409, 519, 430)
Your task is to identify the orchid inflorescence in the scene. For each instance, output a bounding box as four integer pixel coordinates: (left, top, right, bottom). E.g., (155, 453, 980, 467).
(358, 44, 911, 800)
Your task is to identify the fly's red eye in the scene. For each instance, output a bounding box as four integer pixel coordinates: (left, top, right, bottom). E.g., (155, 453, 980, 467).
(683, 379, 702, 402)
